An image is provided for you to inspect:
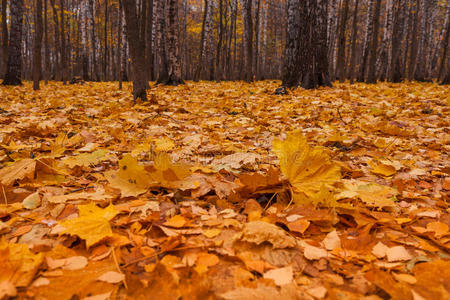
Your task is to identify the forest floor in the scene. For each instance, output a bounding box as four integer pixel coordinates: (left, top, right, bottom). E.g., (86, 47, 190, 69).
(0, 81, 449, 299)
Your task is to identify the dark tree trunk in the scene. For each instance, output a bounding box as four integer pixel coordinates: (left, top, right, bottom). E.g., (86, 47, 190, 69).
(366, 0, 381, 83)
(164, 0, 183, 85)
(122, 0, 150, 102)
(300, 0, 332, 89)
(3, 0, 24, 85)
(407, 0, 420, 80)
(281, 0, 300, 88)
(244, 0, 253, 82)
(389, 0, 405, 83)
(348, 0, 359, 84)
(33, 0, 44, 90)
(1, 0, 7, 77)
(337, 0, 350, 83)
(357, 0, 374, 82)
(118, 0, 123, 89)
(60, 0, 67, 84)
(44, 0, 49, 84)
(156, 0, 168, 84)
(146, 0, 153, 81)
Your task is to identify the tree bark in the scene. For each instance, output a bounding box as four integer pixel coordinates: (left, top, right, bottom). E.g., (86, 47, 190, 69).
(348, 0, 360, 83)
(243, 0, 253, 82)
(146, 0, 154, 81)
(300, 0, 332, 89)
(3, 0, 24, 85)
(122, 0, 150, 102)
(366, 0, 381, 83)
(156, 0, 168, 83)
(281, 0, 300, 88)
(407, 0, 420, 81)
(33, 0, 43, 90)
(337, 0, 350, 83)
(44, 0, 49, 84)
(376, 0, 393, 81)
(165, 0, 183, 85)
(60, 0, 67, 84)
(1, 0, 7, 77)
(357, 0, 374, 82)
(388, 0, 405, 82)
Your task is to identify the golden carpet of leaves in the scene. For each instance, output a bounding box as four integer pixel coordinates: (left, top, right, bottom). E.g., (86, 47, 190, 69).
(0, 81, 449, 299)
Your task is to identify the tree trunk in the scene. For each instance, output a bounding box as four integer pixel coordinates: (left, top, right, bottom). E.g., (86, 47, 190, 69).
(195, 0, 213, 81)
(33, 0, 43, 90)
(122, 0, 150, 102)
(300, 0, 332, 89)
(60, 0, 67, 84)
(439, 3, 450, 83)
(243, 0, 253, 82)
(165, 0, 183, 85)
(118, 0, 123, 89)
(336, 0, 350, 83)
(357, 0, 374, 82)
(103, 0, 108, 81)
(348, 0, 360, 83)
(156, 0, 168, 83)
(3, 0, 24, 85)
(44, 0, 49, 84)
(81, 0, 89, 80)
(1, 0, 7, 77)
(366, 0, 381, 83)
(281, 0, 300, 88)
(146, 0, 153, 81)
(388, 0, 405, 82)
(407, 0, 420, 81)
(88, 0, 98, 81)
(376, 0, 393, 81)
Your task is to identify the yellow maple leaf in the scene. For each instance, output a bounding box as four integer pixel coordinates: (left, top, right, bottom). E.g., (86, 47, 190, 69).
(149, 152, 191, 188)
(0, 159, 36, 187)
(63, 149, 111, 168)
(59, 203, 118, 248)
(273, 130, 341, 204)
(337, 180, 397, 208)
(105, 154, 152, 197)
(0, 239, 44, 287)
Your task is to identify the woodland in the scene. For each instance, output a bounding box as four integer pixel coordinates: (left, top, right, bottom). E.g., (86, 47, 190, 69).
(0, 0, 449, 299)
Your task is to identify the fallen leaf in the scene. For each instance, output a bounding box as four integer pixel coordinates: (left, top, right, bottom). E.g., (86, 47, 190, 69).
(273, 130, 341, 204)
(97, 271, 124, 284)
(386, 246, 412, 262)
(263, 266, 293, 286)
(240, 221, 297, 249)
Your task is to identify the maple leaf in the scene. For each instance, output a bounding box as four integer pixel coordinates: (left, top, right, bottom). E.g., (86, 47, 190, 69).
(105, 154, 153, 197)
(59, 202, 118, 248)
(0, 159, 36, 187)
(337, 180, 397, 208)
(273, 130, 341, 204)
(62, 149, 111, 168)
(0, 239, 44, 287)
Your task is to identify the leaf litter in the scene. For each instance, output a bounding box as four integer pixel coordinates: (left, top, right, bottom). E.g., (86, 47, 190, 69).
(0, 81, 449, 299)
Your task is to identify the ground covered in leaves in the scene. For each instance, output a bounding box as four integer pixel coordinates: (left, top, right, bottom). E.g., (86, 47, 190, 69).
(0, 81, 449, 299)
